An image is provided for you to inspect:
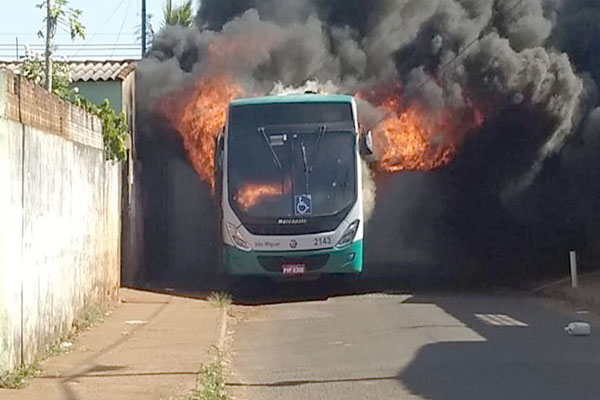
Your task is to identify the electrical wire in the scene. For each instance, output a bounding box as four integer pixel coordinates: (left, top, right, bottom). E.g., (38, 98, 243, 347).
(110, 0, 133, 58)
(0, 32, 137, 36)
(71, 0, 128, 57)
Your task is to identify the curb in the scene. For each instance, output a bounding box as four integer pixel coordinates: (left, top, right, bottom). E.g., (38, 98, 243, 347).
(539, 289, 600, 313)
(533, 273, 600, 314)
(532, 271, 600, 293)
(216, 307, 228, 352)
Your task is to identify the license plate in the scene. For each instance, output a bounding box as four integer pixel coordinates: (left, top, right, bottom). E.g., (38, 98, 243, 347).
(281, 264, 306, 275)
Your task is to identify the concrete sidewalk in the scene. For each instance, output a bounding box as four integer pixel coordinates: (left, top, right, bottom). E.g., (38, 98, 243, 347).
(536, 271, 600, 314)
(0, 288, 225, 400)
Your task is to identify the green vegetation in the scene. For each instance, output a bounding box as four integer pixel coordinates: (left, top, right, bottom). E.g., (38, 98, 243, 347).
(207, 292, 232, 308)
(36, 0, 85, 41)
(0, 304, 108, 389)
(73, 304, 106, 331)
(21, 55, 129, 162)
(96, 100, 129, 163)
(78, 97, 129, 162)
(27, 2, 126, 161)
(36, 0, 85, 90)
(46, 340, 69, 358)
(45, 304, 105, 358)
(183, 355, 227, 400)
(0, 363, 40, 389)
(21, 55, 72, 99)
(163, 0, 194, 28)
(181, 291, 231, 400)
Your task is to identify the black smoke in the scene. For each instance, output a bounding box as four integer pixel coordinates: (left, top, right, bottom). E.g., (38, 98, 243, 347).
(133, 0, 600, 284)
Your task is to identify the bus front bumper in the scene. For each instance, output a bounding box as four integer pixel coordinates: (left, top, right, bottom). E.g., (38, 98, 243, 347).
(223, 240, 363, 277)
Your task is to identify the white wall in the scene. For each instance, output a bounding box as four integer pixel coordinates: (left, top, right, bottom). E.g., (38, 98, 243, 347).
(0, 118, 24, 372)
(0, 68, 121, 372)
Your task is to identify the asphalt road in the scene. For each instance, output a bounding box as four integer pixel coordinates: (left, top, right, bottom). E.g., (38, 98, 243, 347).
(227, 285, 600, 400)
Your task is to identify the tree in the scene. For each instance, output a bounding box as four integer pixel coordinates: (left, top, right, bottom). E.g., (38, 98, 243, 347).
(136, 13, 155, 52)
(20, 53, 129, 162)
(21, 52, 72, 99)
(162, 0, 194, 28)
(36, 0, 85, 91)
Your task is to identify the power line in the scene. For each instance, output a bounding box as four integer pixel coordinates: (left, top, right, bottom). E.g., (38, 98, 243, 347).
(0, 32, 138, 36)
(0, 41, 142, 61)
(111, 0, 133, 58)
(72, 0, 129, 57)
(0, 43, 140, 48)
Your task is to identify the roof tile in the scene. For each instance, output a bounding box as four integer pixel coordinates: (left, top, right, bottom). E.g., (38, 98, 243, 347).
(0, 60, 136, 82)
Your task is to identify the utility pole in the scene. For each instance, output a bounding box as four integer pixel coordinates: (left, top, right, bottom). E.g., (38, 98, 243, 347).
(141, 0, 147, 57)
(45, 0, 53, 91)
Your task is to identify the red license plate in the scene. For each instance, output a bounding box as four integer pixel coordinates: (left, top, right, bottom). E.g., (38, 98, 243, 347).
(281, 264, 306, 275)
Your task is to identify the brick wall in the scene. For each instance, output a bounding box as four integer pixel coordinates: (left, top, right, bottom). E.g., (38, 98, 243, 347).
(0, 68, 102, 149)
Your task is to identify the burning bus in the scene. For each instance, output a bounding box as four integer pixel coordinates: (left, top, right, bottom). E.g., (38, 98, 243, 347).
(216, 93, 371, 278)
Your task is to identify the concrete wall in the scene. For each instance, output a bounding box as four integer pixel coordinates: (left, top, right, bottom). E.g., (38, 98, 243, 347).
(121, 72, 135, 136)
(120, 71, 141, 286)
(68, 73, 140, 286)
(0, 68, 121, 373)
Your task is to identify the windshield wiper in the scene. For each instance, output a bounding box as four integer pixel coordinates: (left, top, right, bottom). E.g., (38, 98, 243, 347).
(258, 127, 282, 170)
(309, 125, 327, 173)
(258, 127, 285, 193)
(301, 142, 309, 193)
(298, 125, 327, 194)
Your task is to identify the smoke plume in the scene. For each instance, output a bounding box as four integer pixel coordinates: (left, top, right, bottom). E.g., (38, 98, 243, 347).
(136, 0, 600, 282)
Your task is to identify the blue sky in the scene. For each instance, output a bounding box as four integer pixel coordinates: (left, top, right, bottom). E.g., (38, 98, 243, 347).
(0, 0, 187, 60)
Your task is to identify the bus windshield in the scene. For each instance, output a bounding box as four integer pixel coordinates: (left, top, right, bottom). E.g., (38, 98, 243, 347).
(227, 103, 357, 221)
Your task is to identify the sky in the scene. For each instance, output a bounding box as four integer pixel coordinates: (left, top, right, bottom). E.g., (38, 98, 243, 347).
(0, 0, 176, 60)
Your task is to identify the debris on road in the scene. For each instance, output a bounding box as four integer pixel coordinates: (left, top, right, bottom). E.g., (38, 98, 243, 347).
(125, 320, 148, 325)
(565, 322, 591, 336)
(59, 342, 73, 349)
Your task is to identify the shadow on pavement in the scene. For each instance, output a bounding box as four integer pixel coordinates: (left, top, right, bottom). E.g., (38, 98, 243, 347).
(227, 273, 491, 305)
(131, 264, 502, 306)
(134, 268, 600, 399)
(397, 293, 600, 400)
(227, 375, 399, 388)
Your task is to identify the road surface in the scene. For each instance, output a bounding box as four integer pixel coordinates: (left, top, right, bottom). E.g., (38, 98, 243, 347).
(227, 285, 600, 399)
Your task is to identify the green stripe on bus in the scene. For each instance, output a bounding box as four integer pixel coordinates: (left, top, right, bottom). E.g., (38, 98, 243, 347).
(231, 94, 354, 107)
(224, 240, 363, 276)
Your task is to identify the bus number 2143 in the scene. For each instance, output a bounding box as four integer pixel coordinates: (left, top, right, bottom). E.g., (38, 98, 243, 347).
(314, 237, 332, 246)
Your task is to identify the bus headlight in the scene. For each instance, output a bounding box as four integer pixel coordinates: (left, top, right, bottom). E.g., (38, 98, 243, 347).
(226, 223, 252, 252)
(336, 220, 360, 249)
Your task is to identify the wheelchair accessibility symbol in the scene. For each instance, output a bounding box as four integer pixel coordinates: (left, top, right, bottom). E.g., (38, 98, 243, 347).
(295, 194, 312, 216)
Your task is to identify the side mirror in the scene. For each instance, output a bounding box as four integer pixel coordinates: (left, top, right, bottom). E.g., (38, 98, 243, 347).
(360, 129, 373, 156)
(215, 129, 225, 201)
(216, 128, 225, 167)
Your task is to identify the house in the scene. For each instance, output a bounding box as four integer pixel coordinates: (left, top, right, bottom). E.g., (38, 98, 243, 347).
(68, 60, 136, 112)
(69, 60, 136, 139)
(0, 59, 136, 139)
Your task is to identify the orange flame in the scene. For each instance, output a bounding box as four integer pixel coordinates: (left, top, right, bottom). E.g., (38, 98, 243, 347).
(359, 88, 485, 173)
(236, 183, 284, 211)
(376, 101, 458, 172)
(160, 76, 243, 189)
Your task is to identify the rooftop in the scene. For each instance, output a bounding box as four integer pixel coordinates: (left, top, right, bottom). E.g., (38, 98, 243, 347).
(0, 59, 136, 82)
(231, 93, 355, 107)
